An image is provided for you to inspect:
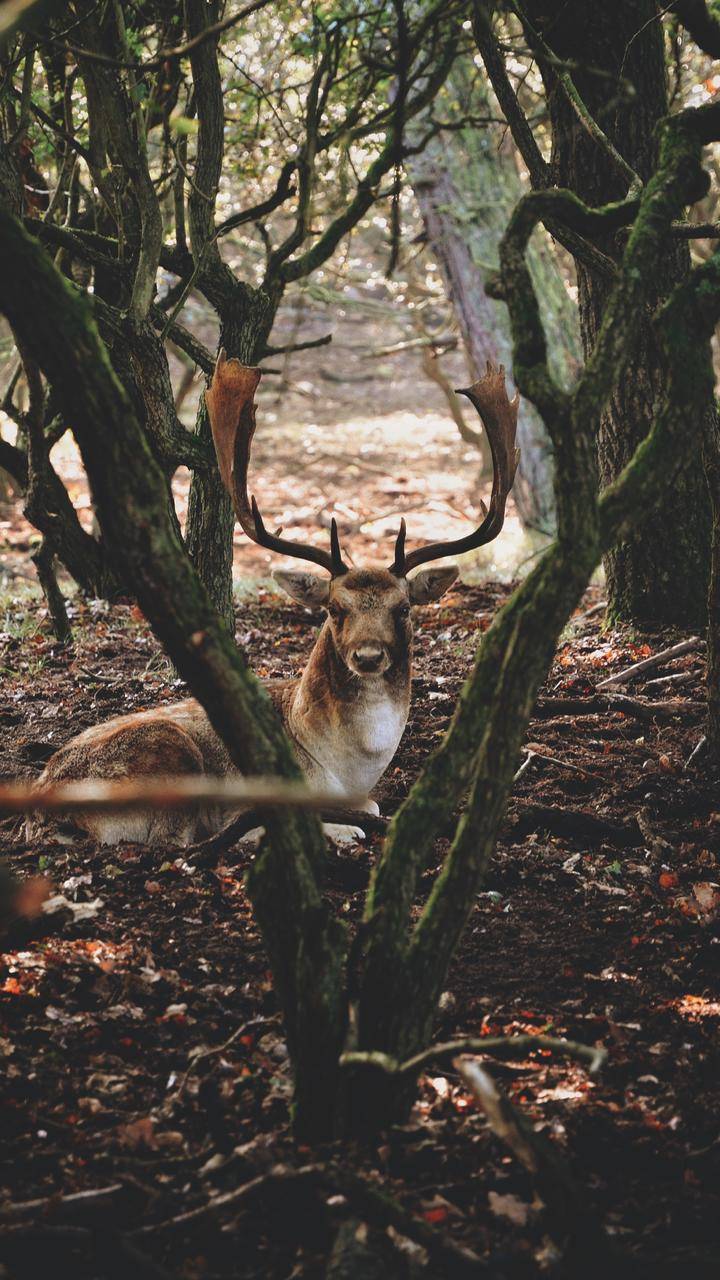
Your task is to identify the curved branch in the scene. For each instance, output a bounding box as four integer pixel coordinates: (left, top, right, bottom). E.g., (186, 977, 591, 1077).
(64, 0, 273, 72)
(671, 0, 720, 56)
(341, 1034, 607, 1078)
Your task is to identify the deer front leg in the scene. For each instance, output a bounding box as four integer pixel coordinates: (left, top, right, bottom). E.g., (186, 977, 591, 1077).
(322, 796, 379, 844)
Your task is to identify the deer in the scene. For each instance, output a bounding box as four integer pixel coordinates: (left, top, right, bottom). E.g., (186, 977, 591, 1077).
(30, 354, 519, 846)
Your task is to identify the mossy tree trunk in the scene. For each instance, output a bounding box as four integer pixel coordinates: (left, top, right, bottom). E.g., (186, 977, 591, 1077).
(523, 0, 714, 625)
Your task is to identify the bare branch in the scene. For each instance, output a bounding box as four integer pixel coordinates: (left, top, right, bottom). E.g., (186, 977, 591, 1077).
(64, 0, 274, 73)
(341, 1033, 607, 1078)
(0, 775, 367, 817)
(148, 304, 214, 374)
(261, 332, 332, 357)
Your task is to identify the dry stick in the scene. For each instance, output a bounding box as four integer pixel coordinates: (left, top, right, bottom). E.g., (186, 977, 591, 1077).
(520, 749, 604, 781)
(454, 1057, 622, 1278)
(605, 693, 705, 721)
(513, 751, 536, 782)
(534, 695, 608, 717)
(175, 1016, 278, 1096)
(596, 636, 704, 689)
(643, 670, 697, 690)
(685, 735, 708, 770)
(0, 1183, 125, 1224)
(0, 776, 366, 817)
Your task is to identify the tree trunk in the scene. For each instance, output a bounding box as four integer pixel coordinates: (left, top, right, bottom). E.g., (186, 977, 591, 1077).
(525, 0, 713, 624)
(185, 289, 279, 630)
(185, 396, 236, 630)
(705, 407, 720, 759)
(407, 64, 581, 533)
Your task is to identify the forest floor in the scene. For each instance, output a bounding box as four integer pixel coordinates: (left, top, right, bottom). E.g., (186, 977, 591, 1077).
(0, 580, 718, 1280)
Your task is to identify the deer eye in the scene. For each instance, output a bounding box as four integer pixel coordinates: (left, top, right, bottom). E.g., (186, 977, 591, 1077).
(397, 603, 411, 619)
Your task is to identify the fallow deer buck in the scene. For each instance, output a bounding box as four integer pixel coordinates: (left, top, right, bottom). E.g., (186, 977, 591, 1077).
(32, 354, 519, 845)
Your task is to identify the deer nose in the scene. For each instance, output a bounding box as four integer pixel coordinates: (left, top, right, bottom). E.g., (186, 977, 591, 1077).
(352, 643, 385, 673)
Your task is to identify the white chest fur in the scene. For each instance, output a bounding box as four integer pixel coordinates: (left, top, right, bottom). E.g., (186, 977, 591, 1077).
(353, 679, 406, 752)
(295, 682, 407, 800)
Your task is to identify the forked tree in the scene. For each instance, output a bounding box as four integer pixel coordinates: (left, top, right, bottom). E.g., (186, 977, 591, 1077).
(28, 351, 518, 846)
(1, 4, 720, 1145)
(0, 0, 467, 626)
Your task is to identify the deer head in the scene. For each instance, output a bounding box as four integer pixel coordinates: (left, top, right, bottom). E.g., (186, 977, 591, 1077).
(205, 352, 519, 678)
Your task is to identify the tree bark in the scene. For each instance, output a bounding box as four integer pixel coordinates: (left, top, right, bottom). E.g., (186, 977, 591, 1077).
(524, 0, 713, 624)
(408, 65, 581, 534)
(704, 407, 720, 758)
(185, 289, 279, 629)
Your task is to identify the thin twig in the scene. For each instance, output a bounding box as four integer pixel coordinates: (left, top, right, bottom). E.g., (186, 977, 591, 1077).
(596, 636, 703, 689)
(65, 0, 273, 72)
(519, 748, 605, 781)
(684, 734, 708, 771)
(176, 1016, 278, 1095)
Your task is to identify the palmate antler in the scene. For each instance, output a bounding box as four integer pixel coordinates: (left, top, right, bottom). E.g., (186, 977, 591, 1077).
(205, 352, 519, 578)
(388, 361, 521, 575)
(205, 350, 348, 575)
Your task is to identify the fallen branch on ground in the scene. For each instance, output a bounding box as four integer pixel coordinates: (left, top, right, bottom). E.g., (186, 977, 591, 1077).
(605, 693, 705, 721)
(509, 801, 641, 847)
(517, 748, 604, 781)
(340, 1033, 607, 1078)
(0, 1183, 126, 1224)
(596, 637, 703, 689)
(175, 1016, 279, 1095)
(685, 735, 708, 770)
(643, 670, 698, 691)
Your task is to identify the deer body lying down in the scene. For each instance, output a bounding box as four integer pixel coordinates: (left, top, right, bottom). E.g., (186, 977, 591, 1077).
(33, 357, 518, 846)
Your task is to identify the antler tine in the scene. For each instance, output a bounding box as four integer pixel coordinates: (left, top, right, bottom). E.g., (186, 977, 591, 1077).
(205, 351, 348, 576)
(389, 361, 520, 577)
(389, 517, 407, 576)
(330, 518, 346, 575)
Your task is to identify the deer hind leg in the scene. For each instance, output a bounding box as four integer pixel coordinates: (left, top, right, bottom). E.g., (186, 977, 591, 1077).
(33, 720, 206, 847)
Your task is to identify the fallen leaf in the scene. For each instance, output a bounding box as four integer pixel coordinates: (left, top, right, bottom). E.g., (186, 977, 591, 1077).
(119, 1115, 157, 1150)
(488, 1191, 531, 1225)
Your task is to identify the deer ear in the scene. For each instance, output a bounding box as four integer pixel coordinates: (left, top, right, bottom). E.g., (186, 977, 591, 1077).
(408, 565, 459, 604)
(273, 570, 330, 608)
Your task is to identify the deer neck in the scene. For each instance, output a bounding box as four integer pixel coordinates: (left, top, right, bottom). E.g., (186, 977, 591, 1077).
(286, 621, 411, 798)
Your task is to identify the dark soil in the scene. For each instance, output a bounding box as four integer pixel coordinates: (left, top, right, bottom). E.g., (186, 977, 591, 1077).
(1, 585, 718, 1279)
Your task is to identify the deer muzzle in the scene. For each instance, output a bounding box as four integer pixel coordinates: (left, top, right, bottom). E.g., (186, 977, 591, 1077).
(350, 643, 388, 675)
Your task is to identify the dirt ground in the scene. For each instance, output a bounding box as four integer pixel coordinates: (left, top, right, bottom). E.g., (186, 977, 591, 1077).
(1, 578, 718, 1279)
